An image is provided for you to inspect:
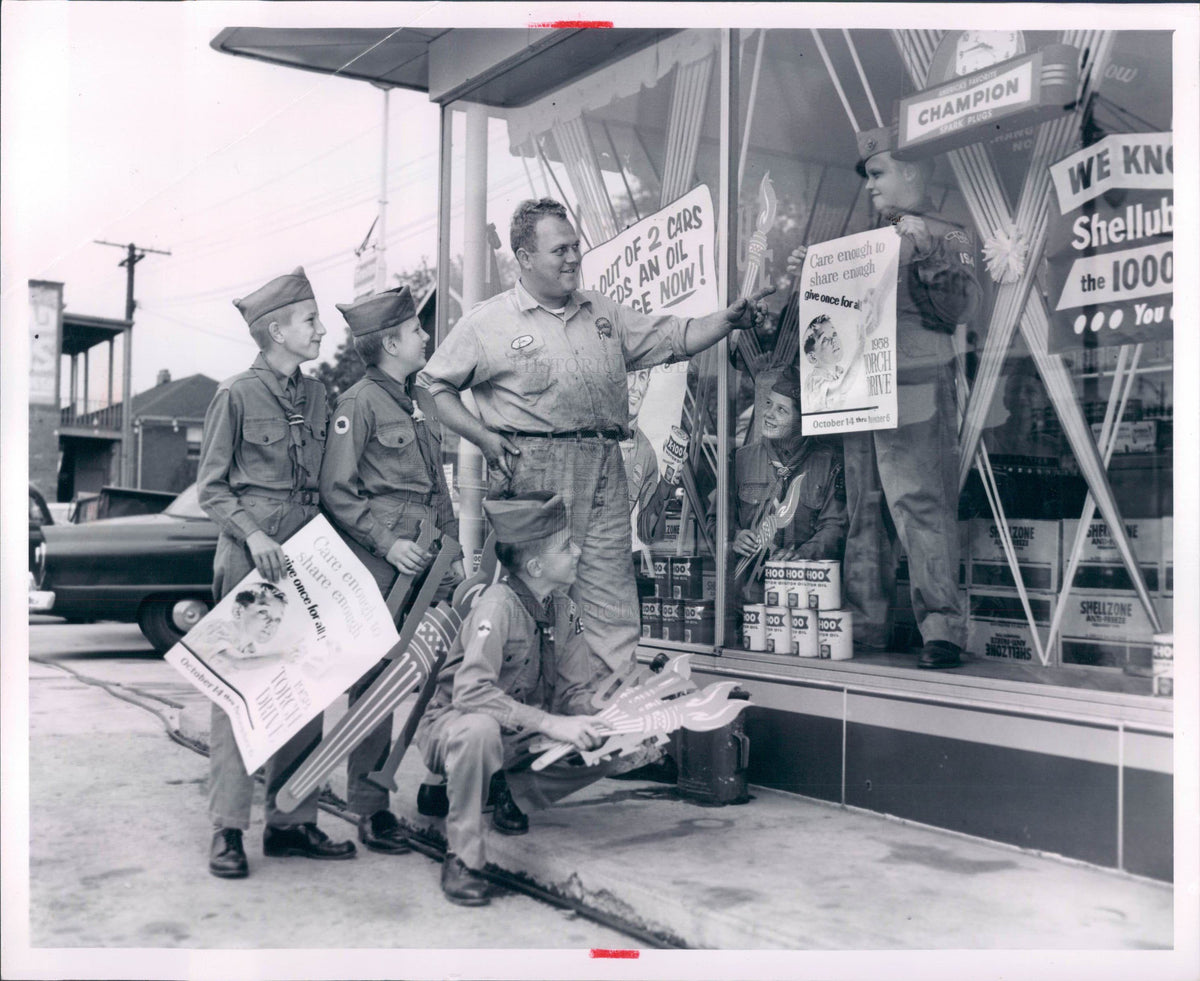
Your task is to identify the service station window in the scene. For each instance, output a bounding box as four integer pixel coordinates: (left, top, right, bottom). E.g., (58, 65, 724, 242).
(724, 28, 1173, 696)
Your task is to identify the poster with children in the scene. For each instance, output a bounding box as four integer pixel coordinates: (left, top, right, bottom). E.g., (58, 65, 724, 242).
(164, 515, 399, 771)
(797, 226, 900, 436)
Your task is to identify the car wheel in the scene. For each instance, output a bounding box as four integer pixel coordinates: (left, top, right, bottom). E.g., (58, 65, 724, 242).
(138, 597, 210, 654)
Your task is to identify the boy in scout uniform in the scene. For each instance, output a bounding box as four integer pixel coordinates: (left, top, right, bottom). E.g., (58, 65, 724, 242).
(414, 492, 612, 907)
(729, 367, 847, 602)
(196, 267, 356, 878)
(789, 126, 981, 668)
(319, 285, 464, 856)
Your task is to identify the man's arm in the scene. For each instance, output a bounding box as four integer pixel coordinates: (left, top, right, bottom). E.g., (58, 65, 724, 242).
(681, 286, 776, 356)
(429, 389, 522, 480)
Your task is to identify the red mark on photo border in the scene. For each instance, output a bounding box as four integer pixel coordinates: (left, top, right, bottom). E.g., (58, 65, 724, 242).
(590, 948, 639, 959)
(529, 20, 614, 28)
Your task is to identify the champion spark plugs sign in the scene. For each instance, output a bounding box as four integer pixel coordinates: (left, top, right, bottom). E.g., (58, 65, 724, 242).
(1045, 132, 1174, 353)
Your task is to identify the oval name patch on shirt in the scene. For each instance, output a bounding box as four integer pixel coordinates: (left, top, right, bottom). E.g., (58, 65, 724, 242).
(511, 334, 535, 350)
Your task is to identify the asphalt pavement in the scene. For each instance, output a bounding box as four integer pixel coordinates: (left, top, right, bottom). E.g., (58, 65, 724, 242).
(18, 619, 1182, 972)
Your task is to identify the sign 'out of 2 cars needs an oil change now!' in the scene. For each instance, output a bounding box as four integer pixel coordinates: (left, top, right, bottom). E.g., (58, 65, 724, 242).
(1045, 131, 1173, 353)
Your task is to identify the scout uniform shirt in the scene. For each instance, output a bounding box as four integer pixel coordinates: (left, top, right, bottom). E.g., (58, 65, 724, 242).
(319, 367, 458, 573)
(417, 280, 691, 435)
(733, 436, 847, 557)
(197, 352, 327, 547)
(891, 201, 981, 384)
(418, 575, 594, 756)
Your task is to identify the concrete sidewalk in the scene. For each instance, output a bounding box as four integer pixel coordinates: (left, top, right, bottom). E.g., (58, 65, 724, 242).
(178, 693, 1173, 950)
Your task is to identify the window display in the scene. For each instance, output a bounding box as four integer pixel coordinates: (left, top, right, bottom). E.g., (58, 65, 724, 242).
(441, 26, 1174, 699)
(728, 28, 1173, 694)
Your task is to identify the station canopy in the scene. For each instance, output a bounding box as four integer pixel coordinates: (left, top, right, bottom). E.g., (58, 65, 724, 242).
(210, 26, 675, 105)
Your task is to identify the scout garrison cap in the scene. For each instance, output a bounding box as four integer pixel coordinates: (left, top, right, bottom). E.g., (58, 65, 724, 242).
(336, 285, 418, 338)
(483, 491, 568, 545)
(770, 365, 802, 403)
(855, 124, 898, 177)
(233, 267, 315, 326)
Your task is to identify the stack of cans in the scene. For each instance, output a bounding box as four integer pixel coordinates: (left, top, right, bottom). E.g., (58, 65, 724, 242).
(641, 552, 715, 645)
(742, 552, 852, 660)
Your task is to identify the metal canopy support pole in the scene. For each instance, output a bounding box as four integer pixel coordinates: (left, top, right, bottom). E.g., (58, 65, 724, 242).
(375, 88, 390, 291)
(715, 27, 736, 649)
(457, 102, 490, 563)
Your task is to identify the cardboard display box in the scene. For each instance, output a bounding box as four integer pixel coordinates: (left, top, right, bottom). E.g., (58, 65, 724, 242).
(1059, 589, 1173, 672)
(968, 519, 1061, 593)
(1088, 420, 1159, 455)
(967, 588, 1059, 667)
(1061, 518, 1161, 593)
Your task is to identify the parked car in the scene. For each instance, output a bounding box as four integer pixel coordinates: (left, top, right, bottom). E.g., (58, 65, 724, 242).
(29, 484, 53, 574)
(30, 484, 219, 652)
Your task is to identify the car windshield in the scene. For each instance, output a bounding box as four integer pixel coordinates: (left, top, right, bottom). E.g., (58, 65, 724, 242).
(165, 484, 207, 519)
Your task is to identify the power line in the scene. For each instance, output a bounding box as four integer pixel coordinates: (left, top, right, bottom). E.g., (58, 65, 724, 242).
(136, 304, 259, 349)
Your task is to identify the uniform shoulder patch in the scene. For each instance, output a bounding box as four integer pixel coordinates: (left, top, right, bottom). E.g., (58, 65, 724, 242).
(333, 415, 351, 435)
(476, 620, 492, 638)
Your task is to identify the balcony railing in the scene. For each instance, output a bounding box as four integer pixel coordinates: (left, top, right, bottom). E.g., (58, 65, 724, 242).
(60, 401, 123, 431)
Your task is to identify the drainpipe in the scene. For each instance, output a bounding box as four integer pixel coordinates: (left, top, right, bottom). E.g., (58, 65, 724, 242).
(456, 102, 490, 564)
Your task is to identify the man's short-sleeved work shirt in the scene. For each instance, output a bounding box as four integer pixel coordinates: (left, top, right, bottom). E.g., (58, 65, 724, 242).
(418, 280, 690, 434)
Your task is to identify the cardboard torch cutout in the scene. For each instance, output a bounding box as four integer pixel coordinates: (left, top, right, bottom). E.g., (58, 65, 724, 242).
(529, 653, 753, 771)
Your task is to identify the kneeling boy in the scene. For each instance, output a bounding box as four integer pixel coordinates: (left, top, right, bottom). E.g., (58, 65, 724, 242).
(415, 492, 611, 906)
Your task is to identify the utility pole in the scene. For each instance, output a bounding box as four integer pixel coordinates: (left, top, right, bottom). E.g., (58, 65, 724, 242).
(94, 240, 171, 485)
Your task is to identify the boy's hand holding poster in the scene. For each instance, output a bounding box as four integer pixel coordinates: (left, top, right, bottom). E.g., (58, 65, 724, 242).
(165, 515, 399, 771)
(797, 227, 901, 436)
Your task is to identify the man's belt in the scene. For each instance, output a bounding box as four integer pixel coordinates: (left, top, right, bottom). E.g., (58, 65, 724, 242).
(504, 428, 627, 442)
(371, 489, 436, 507)
(240, 487, 319, 506)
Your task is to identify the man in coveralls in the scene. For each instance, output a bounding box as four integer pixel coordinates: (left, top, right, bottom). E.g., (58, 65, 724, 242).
(197, 268, 356, 878)
(415, 492, 610, 906)
(319, 285, 464, 856)
(419, 198, 771, 681)
(793, 127, 981, 668)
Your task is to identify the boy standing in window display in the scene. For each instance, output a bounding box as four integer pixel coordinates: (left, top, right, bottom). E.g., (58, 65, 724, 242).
(319, 285, 465, 857)
(197, 268, 356, 878)
(790, 127, 981, 669)
(729, 366, 847, 602)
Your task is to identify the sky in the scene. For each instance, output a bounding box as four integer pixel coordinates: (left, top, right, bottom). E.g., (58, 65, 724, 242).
(2, 2, 449, 396)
